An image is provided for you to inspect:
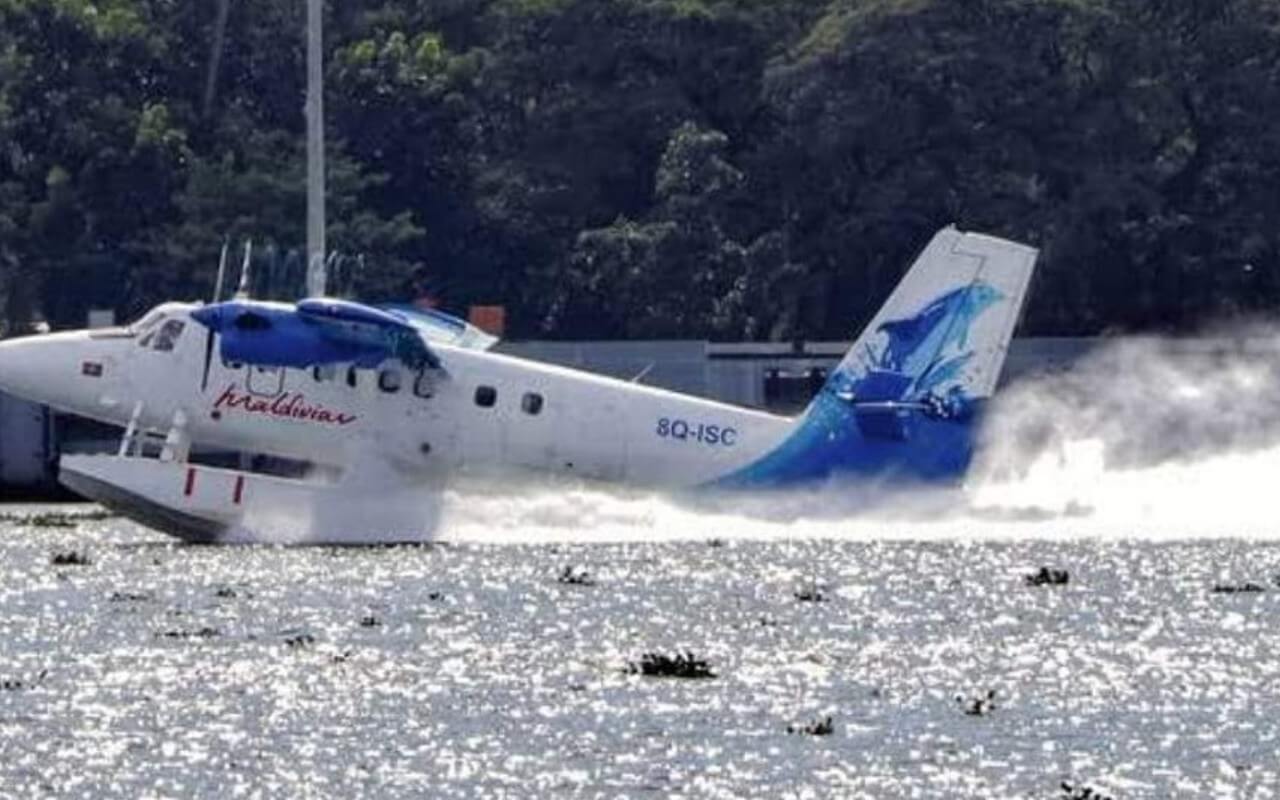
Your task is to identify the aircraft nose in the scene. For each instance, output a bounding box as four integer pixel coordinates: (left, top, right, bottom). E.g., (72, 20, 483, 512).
(0, 332, 107, 411)
(0, 336, 48, 401)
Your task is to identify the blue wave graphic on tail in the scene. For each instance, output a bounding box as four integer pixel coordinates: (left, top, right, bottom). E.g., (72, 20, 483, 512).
(716, 282, 1004, 488)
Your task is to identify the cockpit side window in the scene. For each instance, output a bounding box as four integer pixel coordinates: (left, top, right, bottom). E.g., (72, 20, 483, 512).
(152, 319, 186, 352)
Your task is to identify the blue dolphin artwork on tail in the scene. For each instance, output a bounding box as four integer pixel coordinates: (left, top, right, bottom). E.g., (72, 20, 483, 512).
(871, 283, 1003, 384)
(717, 278, 1009, 487)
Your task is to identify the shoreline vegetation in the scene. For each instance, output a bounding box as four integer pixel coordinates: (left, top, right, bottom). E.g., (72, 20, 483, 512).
(2, 0, 1278, 340)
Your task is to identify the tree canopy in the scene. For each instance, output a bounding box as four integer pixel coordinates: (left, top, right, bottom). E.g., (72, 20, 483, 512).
(2, 0, 1279, 338)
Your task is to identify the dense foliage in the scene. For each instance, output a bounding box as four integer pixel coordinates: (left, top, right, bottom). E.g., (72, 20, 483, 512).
(2, 0, 1280, 339)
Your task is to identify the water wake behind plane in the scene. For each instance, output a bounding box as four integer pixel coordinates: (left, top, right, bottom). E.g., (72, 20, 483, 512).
(228, 325, 1280, 546)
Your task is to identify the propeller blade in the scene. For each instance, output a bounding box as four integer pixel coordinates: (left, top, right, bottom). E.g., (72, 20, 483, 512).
(201, 328, 216, 391)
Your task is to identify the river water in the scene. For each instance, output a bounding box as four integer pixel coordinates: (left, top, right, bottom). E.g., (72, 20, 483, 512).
(4, 334, 1280, 798)
(1, 486, 1279, 799)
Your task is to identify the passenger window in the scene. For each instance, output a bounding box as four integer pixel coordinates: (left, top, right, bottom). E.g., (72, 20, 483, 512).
(312, 364, 336, 382)
(378, 369, 401, 393)
(152, 320, 185, 352)
(521, 392, 544, 415)
(474, 386, 497, 408)
(346, 366, 359, 388)
(413, 372, 434, 399)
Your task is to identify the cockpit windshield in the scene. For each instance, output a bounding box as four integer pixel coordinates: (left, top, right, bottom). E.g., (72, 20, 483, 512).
(152, 319, 186, 352)
(130, 310, 166, 335)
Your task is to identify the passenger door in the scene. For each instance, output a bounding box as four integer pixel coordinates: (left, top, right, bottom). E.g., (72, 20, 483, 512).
(556, 390, 627, 481)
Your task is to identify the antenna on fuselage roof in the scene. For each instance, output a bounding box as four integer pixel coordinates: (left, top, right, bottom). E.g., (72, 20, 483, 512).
(234, 239, 253, 300)
(325, 251, 341, 297)
(321, 251, 363, 300)
(212, 239, 229, 303)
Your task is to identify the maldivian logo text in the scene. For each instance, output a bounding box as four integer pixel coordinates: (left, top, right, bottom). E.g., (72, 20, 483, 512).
(213, 385, 357, 426)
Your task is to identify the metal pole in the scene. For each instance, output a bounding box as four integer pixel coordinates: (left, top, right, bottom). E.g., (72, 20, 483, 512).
(305, 0, 326, 298)
(202, 0, 232, 118)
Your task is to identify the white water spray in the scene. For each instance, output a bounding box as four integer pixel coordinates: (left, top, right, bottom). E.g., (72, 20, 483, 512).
(965, 323, 1280, 538)
(227, 327, 1280, 545)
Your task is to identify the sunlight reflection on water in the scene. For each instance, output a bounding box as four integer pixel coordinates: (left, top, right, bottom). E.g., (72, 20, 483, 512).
(2, 506, 1279, 798)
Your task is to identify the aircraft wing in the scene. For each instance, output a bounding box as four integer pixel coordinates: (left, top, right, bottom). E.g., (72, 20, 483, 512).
(191, 298, 444, 371)
(378, 304, 499, 351)
(297, 299, 442, 369)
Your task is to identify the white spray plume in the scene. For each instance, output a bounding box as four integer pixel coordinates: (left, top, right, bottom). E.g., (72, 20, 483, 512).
(974, 324, 1280, 477)
(225, 325, 1280, 545)
(965, 321, 1280, 535)
(225, 452, 444, 545)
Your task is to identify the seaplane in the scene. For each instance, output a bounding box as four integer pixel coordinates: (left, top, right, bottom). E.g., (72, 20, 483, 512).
(0, 226, 1038, 543)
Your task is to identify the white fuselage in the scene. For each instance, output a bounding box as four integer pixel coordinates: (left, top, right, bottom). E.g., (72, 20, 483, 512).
(0, 228, 1042, 509)
(0, 303, 795, 489)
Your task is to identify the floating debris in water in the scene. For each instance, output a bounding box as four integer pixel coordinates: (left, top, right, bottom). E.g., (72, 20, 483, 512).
(787, 715, 834, 736)
(427, 592, 445, 602)
(958, 689, 997, 716)
(157, 627, 220, 640)
(1061, 781, 1116, 800)
(76, 509, 117, 521)
(25, 513, 78, 528)
(359, 615, 381, 628)
(0, 509, 117, 527)
(285, 634, 316, 648)
(108, 591, 151, 603)
(1211, 582, 1265, 594)
(1025, 567, 1069, 586)
(627, 651, 716, 679)
(794, 585, 827, 602)
(707, 538, 727, 548)
(6, 512, 73, 528)
(214, 587, 239, 599)
(557, 566, 596, 587)
(330, 650, 354, 664)
(50, 551, 91, 567)
(0, 670, 47, 691)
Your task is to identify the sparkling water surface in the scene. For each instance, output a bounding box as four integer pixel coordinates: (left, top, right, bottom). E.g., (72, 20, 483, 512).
(1, 504, 1278, 799)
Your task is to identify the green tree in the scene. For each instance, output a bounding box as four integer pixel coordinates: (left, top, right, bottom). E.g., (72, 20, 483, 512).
(4, 0, 1280, 338)
(561, 121, 775, 338)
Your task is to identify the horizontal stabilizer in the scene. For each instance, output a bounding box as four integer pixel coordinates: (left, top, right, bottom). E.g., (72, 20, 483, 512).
(847, 370, 912, 403)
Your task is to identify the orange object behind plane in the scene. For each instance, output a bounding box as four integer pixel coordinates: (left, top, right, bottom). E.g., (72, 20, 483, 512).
(468, 305, 506, 338)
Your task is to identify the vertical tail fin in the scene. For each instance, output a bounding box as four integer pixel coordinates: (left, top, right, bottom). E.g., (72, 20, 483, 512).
(716, 227, 1038, 487)
(830, 226, 1038, 413)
